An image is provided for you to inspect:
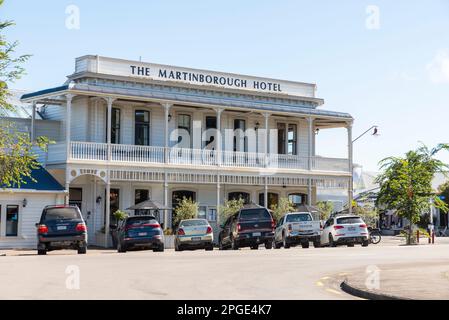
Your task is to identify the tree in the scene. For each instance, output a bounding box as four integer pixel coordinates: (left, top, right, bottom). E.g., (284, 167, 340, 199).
(0, 0, 49, 188)
(270, 197, 295, 222)
(219, 198, 245, 224)
(173, 197, 199, 226)
(438, 181, 449, 211)
(316, 201, 334, 220)
(375, 143, 449, 245)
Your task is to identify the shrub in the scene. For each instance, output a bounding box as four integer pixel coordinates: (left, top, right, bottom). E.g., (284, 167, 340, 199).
(219, 198, 245, 223)
(173, 197, 198, 226)
(270, 197, 295, 222)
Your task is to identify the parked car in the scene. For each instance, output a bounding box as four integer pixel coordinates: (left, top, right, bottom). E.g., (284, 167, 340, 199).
(273, 212, 321, 249)
(320, 215, 369, 247)
(36, 205, 88, 255)
(116, 215, 164, 253)
(174, 219, 214, 251)
(219, 206, 275, 250)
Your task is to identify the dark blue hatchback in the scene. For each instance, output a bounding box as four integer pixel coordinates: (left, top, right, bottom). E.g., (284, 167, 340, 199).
(116, 216, 164, 253)
(36, 205, 88, 255)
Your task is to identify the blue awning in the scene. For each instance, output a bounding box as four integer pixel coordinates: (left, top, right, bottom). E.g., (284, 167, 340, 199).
(3, 166, 65, 191)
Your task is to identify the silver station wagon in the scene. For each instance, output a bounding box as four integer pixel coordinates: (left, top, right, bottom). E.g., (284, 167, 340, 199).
(174, 219, 214, 251)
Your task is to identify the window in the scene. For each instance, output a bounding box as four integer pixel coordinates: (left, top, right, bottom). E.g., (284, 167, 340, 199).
(239, 208, 271, 221)
(177, 114, 192, 148)
(204, 116, 217, 148)
(288, 124, 297, 155)
(135, 110, 150, 146)
(207, 208, 217, 221)
(258, 192, 279, 209)
(198, 206, 207, 220)
(6, 205, 19, 237)
(286, 213, 312, 223)
(105, 188, 120, 225)
(135, 189, 150, 216)
(288, 193, 306, 208)
(277, 123, 286, 154)
(107, 108, 121, 144)
(69, 188, 82, 210)
(228, 192, 250, 204)
(233, 119, 247, 152)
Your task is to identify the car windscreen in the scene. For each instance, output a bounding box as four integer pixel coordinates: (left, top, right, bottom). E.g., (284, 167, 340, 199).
(180, 220, 208, 227)
(286, 214, 312, 222)
(337, 217, 363, 225)
(126, 217, 158, 226)
(239, 209, 271, 221)
(43, 207, 81, 221)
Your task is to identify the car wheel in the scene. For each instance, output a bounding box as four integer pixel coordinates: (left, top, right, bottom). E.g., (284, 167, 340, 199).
(153, 244, 165, 252)
(77, 246, 87, 254)
(329, 234, 336, 247)
(219, 240, 225, 250)
(231, 237, 239, 250)
(362, 240, 369, 247)
(265, 241, 273, 250)
(274, 239, 282, 249)
(250, 245, 259, 250)
(347, 243, 355, 247)
(117, 242, 127, 253)
(37, 249, 46, 255)
(313, 240, 321, 248)
(283, 234, 290, 249)
(301, 242, 310, 249)
(205, 244, 214, 251)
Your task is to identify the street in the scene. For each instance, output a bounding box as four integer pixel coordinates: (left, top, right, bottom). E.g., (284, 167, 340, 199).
(2, 238, 449, 300)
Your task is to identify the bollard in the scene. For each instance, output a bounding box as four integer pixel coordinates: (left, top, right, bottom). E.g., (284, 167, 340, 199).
(417, 230, 420, 244)
(432, 231, 435, 244)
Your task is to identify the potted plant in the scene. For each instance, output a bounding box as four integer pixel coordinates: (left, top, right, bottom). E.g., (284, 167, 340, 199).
(110, 210, 128, 248)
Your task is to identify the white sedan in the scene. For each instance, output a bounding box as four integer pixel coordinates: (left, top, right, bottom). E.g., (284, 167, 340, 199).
(320, 215, 369, 247)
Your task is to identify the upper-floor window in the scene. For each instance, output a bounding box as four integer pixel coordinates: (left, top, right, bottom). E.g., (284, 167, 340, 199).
(277, 122, 297, 155)
(106, 108, 121, 144)
(204, 116, 217, 149)
(233, 119, 247, 152)
(135, 110, 150, 146)
(177, 114, 192, 148)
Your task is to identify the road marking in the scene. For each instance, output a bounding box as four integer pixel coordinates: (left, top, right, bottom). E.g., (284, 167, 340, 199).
(321, 276, 330, 280)
(316, 281, 324, 287)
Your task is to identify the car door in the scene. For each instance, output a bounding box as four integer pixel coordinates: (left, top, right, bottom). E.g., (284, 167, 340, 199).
(321, 219, 332, 244)
(221, 216, 232, 245)
(275, 216, 284, 242)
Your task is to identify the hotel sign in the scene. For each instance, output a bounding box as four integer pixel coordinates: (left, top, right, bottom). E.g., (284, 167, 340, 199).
(77, 55, 316, 98)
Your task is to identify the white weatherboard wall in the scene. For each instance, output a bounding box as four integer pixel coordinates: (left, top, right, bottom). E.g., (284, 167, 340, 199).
(0, 193, 65, 249)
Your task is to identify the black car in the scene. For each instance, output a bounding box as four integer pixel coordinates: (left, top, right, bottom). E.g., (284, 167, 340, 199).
(116, 215, 164, 253)
(36, 205, 88, 255)
(219, 207, 275, 250)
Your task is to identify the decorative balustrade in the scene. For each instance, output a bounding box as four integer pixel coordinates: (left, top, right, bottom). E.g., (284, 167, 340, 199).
(67, 142, 349, 173)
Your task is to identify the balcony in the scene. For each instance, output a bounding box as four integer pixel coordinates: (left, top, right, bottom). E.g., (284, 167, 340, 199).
(66, 141, 349, 173)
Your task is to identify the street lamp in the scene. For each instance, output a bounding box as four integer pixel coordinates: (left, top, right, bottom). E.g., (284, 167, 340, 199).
(352, 125, 379, 144)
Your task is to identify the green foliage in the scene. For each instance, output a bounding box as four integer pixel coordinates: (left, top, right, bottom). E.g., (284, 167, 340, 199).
(438, 181, 449, 213)
(113, 210, 128, 221)
(375, 143, 449, 244)
(400, 227, 430, 245)
(219, 198, 245, 223)
(353, 203, 378, 228)
(270, 197, 295, 222)
(316, 201, 334, 220)
(163, 228, 174, 235)
(173, 197, 199, 225)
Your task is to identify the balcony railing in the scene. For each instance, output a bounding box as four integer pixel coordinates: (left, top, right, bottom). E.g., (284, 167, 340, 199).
(68, 141, 349, 173)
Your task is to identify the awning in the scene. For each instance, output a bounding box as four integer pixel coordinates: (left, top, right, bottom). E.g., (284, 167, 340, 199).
(126, 200, 171, 211)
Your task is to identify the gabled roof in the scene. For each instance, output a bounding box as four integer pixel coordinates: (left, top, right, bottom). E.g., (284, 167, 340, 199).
(2, 166, 65, 192)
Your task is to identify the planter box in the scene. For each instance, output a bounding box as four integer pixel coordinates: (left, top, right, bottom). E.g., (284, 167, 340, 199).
(164, 235, 175, 249)
(94, 232, 112, 248)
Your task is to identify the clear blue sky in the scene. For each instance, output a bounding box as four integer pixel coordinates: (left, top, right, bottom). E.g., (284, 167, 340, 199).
(3, 0, 449, 171)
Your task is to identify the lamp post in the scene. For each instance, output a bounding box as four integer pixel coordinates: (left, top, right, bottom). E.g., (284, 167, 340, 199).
(350, 125, 379, 213)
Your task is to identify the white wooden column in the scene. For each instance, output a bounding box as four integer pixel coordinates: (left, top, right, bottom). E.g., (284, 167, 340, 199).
(163, 176, 169, 229)
(163, 103, 172, 230)
(264, 178, 268, 208)
(30, 101, 36, 141)
(216, 174, 221, 227)
(105, 97, 115, 161)
(215, 108, 223, 166)
(347, 123, 353, 214)
(263, 113, 270, 165)
(307, 117, 314, 205)
(105, 172, 111, 248)
(65, 94, 73, 160)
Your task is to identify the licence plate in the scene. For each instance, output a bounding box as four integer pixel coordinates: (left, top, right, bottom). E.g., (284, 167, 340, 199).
(348, 227, 356, 231)
(57, 226, 67, 231)
(253, 232, 261, 237)
(191, 237, 201, 241)
(138, 232, 147, 236)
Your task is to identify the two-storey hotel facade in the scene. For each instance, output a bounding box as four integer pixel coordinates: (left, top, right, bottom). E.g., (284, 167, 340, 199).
(21, 55, 353, 246)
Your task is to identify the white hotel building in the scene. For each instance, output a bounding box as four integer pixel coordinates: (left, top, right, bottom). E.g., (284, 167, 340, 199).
(20, 55, 354, 246)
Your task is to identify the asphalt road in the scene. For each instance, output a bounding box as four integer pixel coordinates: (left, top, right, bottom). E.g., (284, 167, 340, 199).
(1, 238, 449, 300)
